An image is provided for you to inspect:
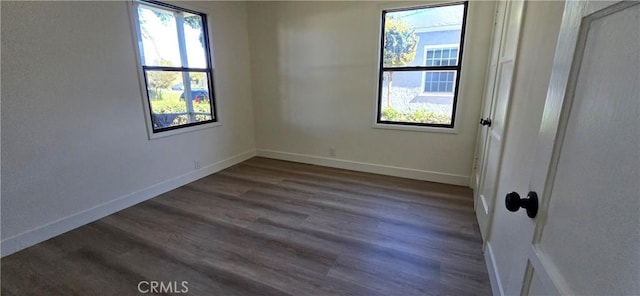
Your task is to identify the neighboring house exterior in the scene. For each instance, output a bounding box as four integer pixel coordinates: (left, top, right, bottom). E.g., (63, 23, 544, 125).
(392, 29, 461, 90)
(383, 6, 463, 109)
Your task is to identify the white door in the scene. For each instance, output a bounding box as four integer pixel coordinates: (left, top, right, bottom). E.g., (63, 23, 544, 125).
(474, 0, 524, 240)
(497, 1, 639, 294)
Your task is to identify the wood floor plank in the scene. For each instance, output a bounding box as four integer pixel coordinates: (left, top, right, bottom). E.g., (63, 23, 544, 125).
(244, 184, 481, 240)
(247, 217, 459, 279)
(327, 254, 441, 296)
(224, 163, 476, 214)
(4, 242, 142, 295)
(84, 222, 291, 296)
(105, 201, 338, 274)
(0, 249, 77, 295)
(98, 202, 381, 295)
(152, 186, 308, 227)
(302, 214, 486, 271)
(1, 157, 491, 295)
(242, 158, 473, 201)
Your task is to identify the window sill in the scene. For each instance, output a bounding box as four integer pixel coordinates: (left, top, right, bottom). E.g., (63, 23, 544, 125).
(148, 121, 222, 140)
(372, 122, 458, 134)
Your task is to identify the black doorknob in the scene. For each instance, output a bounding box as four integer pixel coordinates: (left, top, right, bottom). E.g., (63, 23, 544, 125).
(505, 191, 538, 218)
(480, 118, 492, 127)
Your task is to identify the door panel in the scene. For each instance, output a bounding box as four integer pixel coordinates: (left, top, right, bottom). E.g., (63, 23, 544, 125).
(476, 60, 514, 238)
(477, 136, 501, 236)
(528, 2, 639, 294)
(490, 61, 513, 137)
(499, 0, 523, 59)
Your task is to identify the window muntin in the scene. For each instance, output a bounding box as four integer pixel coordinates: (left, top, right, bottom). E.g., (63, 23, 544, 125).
(377, 2, 468, 128)
(134, 0, 216, 133)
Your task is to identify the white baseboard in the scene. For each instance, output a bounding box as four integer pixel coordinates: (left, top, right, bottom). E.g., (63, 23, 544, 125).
(0, 149, 256, 257)
(256, 149, 470, 186)
(485, 241, 505, 296)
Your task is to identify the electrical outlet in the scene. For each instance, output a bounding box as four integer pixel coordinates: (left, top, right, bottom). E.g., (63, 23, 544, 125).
(194, 160, 200, 169)
(329, 146, 336, 157)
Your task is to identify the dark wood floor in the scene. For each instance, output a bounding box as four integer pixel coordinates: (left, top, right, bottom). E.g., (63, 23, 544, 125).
(1, 157, 490, 295)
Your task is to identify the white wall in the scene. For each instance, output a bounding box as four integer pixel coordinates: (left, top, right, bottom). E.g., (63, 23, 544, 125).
(247, 1, 495, 186)
(1, 1, 255, 255)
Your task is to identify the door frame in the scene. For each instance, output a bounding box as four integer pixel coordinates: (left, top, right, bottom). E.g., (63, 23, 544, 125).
(471, 1, 503, 194)
(473, 0, 525, 242)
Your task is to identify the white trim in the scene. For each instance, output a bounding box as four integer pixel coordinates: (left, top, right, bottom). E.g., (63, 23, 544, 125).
(423, 43, 459, 51)
(256, 149, 469, 186)
(485, 241, 505, 296)
(0, 149, 256, 257)
(148, 121, 222, 140)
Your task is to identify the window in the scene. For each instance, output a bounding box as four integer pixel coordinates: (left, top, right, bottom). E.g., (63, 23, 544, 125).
(425, 47, 458, 66)
(132, 0, 217, 134)
(422, 46, 459, 94)
(377, 2, 468, 128)
(424, 71, 455, 92)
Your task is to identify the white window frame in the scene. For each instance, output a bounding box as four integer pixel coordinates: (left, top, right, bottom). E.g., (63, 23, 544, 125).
(128, 0, 220, 140)
(420, 44, 459, 96)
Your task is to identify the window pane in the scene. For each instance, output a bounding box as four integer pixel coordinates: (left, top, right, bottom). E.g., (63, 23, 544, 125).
(183, 13, 208, 68)
(383, 4, 464, 68)
(188, 72, 214, 122)
(137, 5, 181, 67)
(145, 70, 213, 130)
(380, 70, 454, 125)
(423, 70, 456, 93)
